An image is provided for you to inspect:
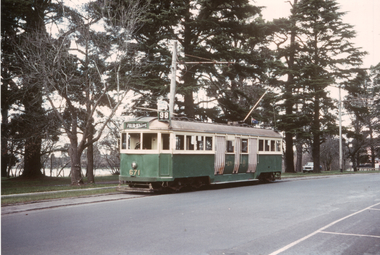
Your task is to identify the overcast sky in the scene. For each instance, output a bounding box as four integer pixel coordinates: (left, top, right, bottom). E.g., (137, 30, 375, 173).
(254, 0, 380, 69)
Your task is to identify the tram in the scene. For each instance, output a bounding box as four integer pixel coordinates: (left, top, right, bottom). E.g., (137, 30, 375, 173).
(117, 115, 282, 192)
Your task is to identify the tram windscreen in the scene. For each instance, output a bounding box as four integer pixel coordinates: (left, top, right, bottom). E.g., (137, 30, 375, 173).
(121, 133, 127, 149)
(162, 134, 170, 150)
(129, 133, 141, 149)
(143, 133, 157, 150)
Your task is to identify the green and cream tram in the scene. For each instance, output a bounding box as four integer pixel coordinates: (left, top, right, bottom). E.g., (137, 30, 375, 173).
(118, 116, 282, 192)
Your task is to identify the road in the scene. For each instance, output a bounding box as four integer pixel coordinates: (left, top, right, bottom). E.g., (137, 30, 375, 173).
(2, 174, 380, 255)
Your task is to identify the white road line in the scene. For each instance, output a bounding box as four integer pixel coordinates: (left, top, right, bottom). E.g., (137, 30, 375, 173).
(268, 202, 380, 255)
(320, 231, 380, 239)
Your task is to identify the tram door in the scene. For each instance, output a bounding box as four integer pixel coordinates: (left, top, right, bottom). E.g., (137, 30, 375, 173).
(247, 138, 257, 172)
(159, 133, 171, 176)
(214, 136, 226, 175)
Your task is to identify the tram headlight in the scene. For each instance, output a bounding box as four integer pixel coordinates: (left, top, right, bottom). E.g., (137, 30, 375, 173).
(131, 162, 138, 169)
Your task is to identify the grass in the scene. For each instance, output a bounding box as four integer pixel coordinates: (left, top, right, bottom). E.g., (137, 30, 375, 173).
(1, 175, 120, 205)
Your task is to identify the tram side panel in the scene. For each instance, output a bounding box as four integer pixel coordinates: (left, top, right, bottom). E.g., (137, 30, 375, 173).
(120, 153, 163, 183)
(171, 154, 214, 179)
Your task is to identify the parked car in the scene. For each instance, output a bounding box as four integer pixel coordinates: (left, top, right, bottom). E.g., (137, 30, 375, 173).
(303, 162, 314, 173)
(303, 162, 322, 172)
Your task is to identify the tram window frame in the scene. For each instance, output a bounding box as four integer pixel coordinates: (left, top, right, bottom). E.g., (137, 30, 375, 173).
(128, 133, 141, 150)
(186, 135, 195, 150)
(205, 136, 213, 151)
(258, 139, 282, 152)
(241, 139, 248, 153)
(265, 140, 270, 151)
(276, 140, 281, 152)
(161, 133, 170, 150)
(121, 133, 127, 150)
(271, 140, 276, 152)
(259, 139, 264, 151)
(196, 136, 204, 150)
(142, 133, 157, 150)
(176, 135, 185, 150)
(226, 140, 234, 153)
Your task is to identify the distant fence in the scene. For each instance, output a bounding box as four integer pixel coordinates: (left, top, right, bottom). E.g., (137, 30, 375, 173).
(357, 168, 379, 172)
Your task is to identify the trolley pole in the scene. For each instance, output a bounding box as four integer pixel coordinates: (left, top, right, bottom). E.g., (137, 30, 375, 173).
(169, 40, 177, 117)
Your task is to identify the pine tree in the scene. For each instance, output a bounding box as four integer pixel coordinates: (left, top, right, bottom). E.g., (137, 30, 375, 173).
(282, 0, 365, 173)
(131, 0, 273, 121)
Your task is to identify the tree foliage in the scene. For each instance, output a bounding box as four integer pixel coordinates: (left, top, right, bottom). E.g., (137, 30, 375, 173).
(272, 0, 366, 172)
(126, 0, 275, 122)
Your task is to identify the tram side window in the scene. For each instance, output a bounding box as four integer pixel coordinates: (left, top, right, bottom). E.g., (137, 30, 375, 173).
(226, 140, 234, 153)
(129, 133, 141, 150)
(265, 140, 270, 151)
(271, 140, 275, 151)
(241, 139, 248, 153)
(161, 134, 170, 150)
(186, 135, 195, 150)
(196, 136, 204, 150)
(121, 133, 127, 150)
(176, 135, 184, 150)
(206, 136, 213, 150)
(276, 140, 281, 152)
(259, 139, 264, 151)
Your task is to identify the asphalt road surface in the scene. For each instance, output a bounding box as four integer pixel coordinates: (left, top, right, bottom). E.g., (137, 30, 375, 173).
(2, 174, 380, 255)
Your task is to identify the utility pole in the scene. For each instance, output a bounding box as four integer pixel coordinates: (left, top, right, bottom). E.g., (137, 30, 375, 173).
(339, 85, 343, 172)
(169, 40, 177, 117)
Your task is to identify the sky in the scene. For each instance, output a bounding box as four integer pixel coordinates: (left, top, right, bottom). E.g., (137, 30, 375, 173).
(255, 0, 380, 69)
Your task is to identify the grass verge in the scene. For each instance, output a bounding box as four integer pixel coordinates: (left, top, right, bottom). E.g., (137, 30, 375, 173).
(1, 175, 120, 206)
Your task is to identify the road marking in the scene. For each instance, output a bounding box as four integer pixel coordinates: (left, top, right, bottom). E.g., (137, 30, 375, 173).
(320, 231, 380, 239)
(269, 202, 380, 255)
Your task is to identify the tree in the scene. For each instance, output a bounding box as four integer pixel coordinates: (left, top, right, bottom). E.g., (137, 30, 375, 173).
(1, 0, 65, 178)
(129, 0, 274, 122)
(270, 0, 299, 172)
(280, 0, 365, 173)
(344, 66, 380, 168)
(15, 0, 148, 185)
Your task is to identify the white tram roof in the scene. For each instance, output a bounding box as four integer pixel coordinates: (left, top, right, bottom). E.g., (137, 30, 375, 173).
(125, 117, 282, 138)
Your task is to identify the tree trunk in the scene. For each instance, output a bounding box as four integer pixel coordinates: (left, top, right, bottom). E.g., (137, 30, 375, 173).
(22, 136, 44, 178)
(1, 106, 9, 178)
(285, 133, 295, 172)
(283, 0, 298, 173)
(87, 136, 95, 183)
(312, 96, 321, 173)
(69, 145, 83, 185)
(296, 141, 303, 172)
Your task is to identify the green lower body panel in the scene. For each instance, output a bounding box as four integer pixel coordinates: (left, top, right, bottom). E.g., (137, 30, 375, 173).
(256, 155, 282, 173)
(119, 153, 282, 187)
(172, 154, 214, 178)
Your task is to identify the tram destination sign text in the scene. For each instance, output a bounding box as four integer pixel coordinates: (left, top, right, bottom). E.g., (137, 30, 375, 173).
(124, 122, 149, 129)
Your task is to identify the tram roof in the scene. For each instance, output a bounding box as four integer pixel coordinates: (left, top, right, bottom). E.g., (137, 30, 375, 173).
(125, 117, 282, 138)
